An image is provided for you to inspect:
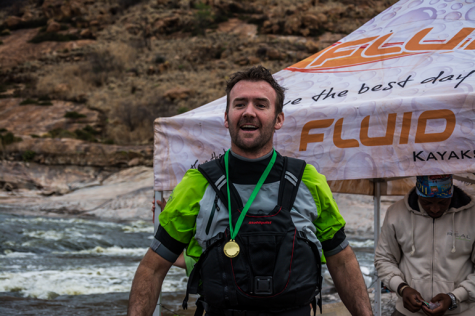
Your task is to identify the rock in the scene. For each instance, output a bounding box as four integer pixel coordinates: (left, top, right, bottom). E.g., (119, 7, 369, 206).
(284, 16, 301, 34)
(305, 39, 320, 53)
(217, 18, 257, 38)
(79, 28, 93, 38)
(42, 0, 83, 21)
(127, 157, 140, 167)
(3, 182, 16, 191)
(266, 47, 285, 60)
(164, 87, 194, 100)
(319, 32, 346, 50)
(302, 14, 319, 27)
(147, 66, 156, 75)
(53, 83, 70, 94)
(46, 21, 61, 33)
(5, 16, 21, 28)
(21, 11, 34, 22)
(158, 61, 170, 73)
(248, 56, 261, 65)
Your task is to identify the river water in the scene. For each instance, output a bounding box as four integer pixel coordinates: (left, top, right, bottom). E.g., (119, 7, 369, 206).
(0, 213, 375, 315)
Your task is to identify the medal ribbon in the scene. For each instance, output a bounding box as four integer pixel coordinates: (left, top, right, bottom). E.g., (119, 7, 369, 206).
(224, 149, 277, 241)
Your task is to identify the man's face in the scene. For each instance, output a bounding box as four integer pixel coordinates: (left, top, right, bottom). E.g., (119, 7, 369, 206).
(419, 196, 452, 218)
(225, 80, 284, 158)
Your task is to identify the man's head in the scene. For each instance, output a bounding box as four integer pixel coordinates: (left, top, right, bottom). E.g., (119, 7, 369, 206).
(225, 66, 286, 117)
(224, 66, 286, 158)
(416, 175, 453, 218)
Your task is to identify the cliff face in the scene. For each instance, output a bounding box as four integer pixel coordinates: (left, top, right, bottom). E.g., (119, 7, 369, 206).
(0, 0, 396, 197)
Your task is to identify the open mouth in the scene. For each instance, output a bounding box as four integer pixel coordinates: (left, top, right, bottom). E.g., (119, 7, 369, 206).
(240, 124, 258, 131)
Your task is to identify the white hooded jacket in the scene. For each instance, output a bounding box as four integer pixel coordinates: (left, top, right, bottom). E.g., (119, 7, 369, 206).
(375, 187, 475, 315)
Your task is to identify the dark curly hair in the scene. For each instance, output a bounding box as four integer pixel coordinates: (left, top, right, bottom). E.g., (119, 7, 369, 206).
(225, 66, 286, 116)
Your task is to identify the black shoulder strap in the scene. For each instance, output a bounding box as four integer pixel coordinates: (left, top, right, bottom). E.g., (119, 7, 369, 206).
(278, 157, 306, 211)
(197, 158, 243, 212)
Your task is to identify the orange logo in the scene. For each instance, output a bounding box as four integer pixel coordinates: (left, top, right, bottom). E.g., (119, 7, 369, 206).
(287, 28, 475, 73)
(299, 109, 456, 151)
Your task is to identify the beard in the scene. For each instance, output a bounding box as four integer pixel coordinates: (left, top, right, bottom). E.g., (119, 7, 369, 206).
(228, 116, 276, 154)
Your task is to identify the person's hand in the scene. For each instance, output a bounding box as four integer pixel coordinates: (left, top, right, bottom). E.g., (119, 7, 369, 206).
(421, 293, 451, 316)
(402, 286, 424, 312)
(152, 198, 167, 214)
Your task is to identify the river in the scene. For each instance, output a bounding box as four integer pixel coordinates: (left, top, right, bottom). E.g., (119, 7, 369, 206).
(0, 213, 376, 315)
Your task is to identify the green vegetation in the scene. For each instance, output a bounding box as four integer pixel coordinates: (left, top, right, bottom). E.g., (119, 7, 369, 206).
(177, 106, 189, 114)
(22, 150, 36, 162)
(38, 95, 52, 101)
(29, 32, 79, 44)
(19, 98, 53, 106)
(74, 125, 99, 142)
(192, 3, 214, 36)
(154, 55, 166, 64)
(64, 111, 86, 119)
(47, 125, 100, 142)
(30, 134, 40, 138)
(0, 131, 22, 146)
(0, 40, 3, 45)
(20, 98, 38, 105)
(48, 128, 76, 139)
(0, 29, 11, 36)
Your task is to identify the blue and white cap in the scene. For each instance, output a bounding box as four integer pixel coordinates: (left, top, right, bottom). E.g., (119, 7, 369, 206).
(416, 175, 453, 198)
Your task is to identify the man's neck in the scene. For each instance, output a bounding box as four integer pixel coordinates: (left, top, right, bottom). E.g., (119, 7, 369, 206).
(229, 145, 274, 160)
(230, 148, 273, 162)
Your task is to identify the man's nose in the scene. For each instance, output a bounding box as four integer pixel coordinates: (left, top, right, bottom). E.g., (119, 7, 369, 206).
(242, 103, 257, 117)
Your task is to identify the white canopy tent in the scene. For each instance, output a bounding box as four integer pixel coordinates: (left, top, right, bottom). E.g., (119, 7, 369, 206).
(153, 0, 475, 314)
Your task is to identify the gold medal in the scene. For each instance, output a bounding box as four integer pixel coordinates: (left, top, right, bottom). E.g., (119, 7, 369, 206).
(223, 240, 240, 258)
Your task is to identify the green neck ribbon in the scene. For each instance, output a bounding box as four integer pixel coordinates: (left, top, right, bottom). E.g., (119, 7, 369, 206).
(224, 149, 277, 241)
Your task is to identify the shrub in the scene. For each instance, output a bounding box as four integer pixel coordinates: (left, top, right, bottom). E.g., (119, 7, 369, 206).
(64, 111, 86, 119)
(48, 128, 76, 139)
(30, 134, 40, 138)
(154, 55, 166, 64)
(8, 19, 48, 31)
(20, 98, 38, 105)
(0, 128, 7, 133)
(74, 125, 99, 142)
(28, 32, 79, 44)
(38, 101, 53, 106)
(0, 40, 3, 45)
(0, 29, 11, 36)
(1, 132, 22, 146)
(22, 150, 36, 162)
(38, 95, 51, 101)
(178, 106, 189, 114)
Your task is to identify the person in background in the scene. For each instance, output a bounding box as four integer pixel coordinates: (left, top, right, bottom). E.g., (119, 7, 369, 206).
(375, 175, 475, 316)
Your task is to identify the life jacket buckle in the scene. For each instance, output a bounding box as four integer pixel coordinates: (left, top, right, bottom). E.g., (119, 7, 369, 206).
(254, 276, 273, 295)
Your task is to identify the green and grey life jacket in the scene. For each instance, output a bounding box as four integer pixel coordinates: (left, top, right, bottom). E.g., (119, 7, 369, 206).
(183, 154, 323, 315)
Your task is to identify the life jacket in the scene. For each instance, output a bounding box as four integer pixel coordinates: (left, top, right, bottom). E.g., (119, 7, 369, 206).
(183, 156, 322, 316)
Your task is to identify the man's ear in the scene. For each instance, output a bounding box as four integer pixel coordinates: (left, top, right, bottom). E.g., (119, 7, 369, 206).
(224, 111, 229, 128)
(274, 112, 284, 131)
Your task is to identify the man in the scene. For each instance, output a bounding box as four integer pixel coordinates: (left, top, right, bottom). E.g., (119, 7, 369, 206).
(375, 175, 475, 316)
(128, 66, 373, 316)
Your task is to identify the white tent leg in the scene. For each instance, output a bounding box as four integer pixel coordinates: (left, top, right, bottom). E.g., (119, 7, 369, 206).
(152, 191, 163, 316)
(152, 292, 162, 316)
(374, 181, 381, 316)
(153, 191, 163, 233)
